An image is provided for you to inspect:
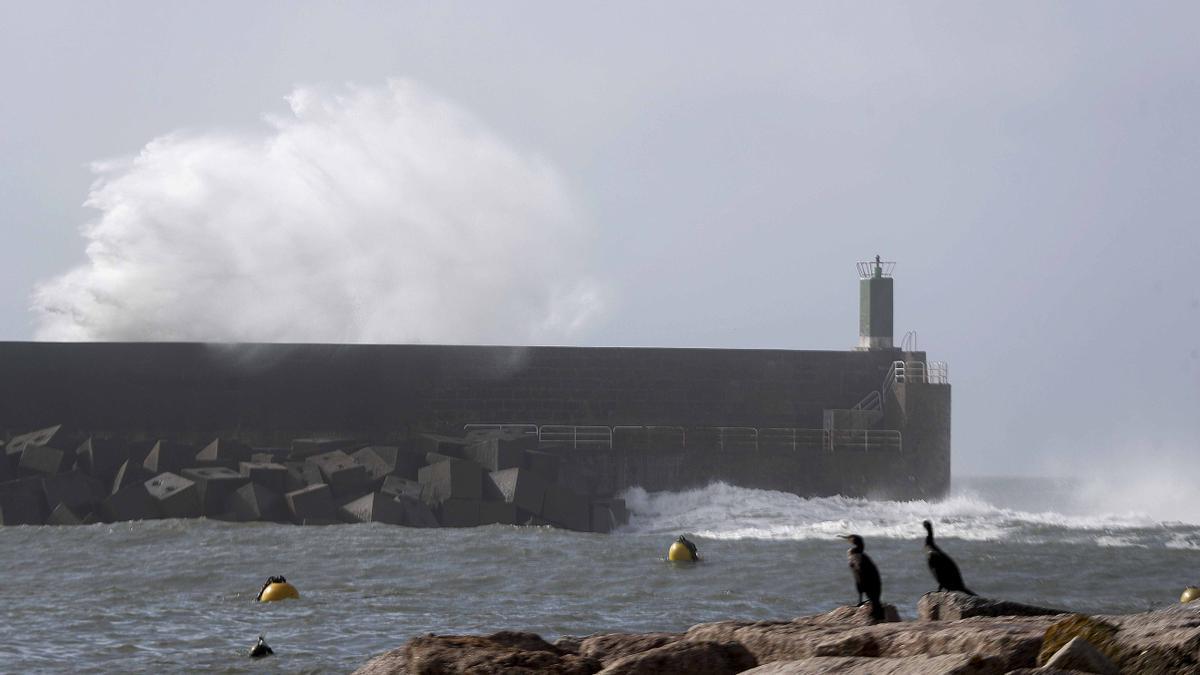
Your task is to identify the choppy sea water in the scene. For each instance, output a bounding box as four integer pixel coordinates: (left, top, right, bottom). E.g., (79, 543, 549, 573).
(2, 476, 1198, 673)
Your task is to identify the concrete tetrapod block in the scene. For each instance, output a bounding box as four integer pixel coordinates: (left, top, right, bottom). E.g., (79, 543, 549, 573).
(144, 472, 202, 519)
(522, 450, 561, 482)
(46, 502, 88, 526)
(125, 439, 156, 466)
(380, 475, 423, 501)
(334, 485, 373, 512)
(353, 445, 427, 483)
(542, 484, 591, 532)
(43, 470, 107, 513)
(142, 440, 197, 475)
(280, 462, 307, 492)
(194, 438, 253, 467)
(0, 476, 47, 520)
(396, 496, 438, 527)
(0, 492, 44, 525)
(290, 438, 364, 460)
(0, 449, 13, 482)
(19, 444, 76, 476)
(7, 425, 79, 461)
(100, 483, 160, 522)
(351, 446, 393, 489)
(479, 501, 519, 526)
(338, 492, 406, 525)
(225, 482, 287, 522)
(424, 451, 463, 465)
(285, 483, 336, 523)
(75, 437, 129, 483)
(413, 433, 469, 456)
(462, 433, 536, 471)
(297, 461, 324, 487)
(306, 450, 368, 497)
(390, 446, 429, 480)
(112, 459, 156, 495)
(487, 468, 548, 515)
(589, 497, 630, 533)
(239, 462, 288, 494)
(181, 467, 250, 516)
(418, 458, 484, 505)
(249, 448, 289, 463)
(437, 498, 481, 527)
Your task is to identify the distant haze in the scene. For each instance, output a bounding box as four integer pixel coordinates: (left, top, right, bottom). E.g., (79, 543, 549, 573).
(1, 2, 1197, 478)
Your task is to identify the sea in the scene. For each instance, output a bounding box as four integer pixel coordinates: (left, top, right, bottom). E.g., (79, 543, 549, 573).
(2, 476, 1198, 673)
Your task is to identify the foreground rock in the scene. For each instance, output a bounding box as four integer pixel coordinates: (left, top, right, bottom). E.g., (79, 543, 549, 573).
(354, 631, 601, 675)
(1101, 603, 1200, 673)
(597, 640, 755, 674)
(1041, 636, 1119, 674)
(354, 601, 1200, 674)
(919, 592, 1067, 621)
(742, 653, 1007, 674)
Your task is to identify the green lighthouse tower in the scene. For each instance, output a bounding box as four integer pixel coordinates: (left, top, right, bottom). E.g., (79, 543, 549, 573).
(857, 255, 895, 351)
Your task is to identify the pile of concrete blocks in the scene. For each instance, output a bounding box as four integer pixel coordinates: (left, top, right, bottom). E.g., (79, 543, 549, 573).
(0, 425, 629, 533)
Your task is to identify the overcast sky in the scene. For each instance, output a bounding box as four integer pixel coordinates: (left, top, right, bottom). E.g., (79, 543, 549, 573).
(1, 2, 1197, 476)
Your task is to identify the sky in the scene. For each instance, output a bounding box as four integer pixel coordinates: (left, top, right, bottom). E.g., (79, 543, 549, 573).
(1, 2, 1197, 476)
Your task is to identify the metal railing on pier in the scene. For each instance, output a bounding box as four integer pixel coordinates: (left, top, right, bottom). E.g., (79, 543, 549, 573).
(826, 428, 902, 452)
(463, 423, 901, 452)
(883, 359, 950, 392)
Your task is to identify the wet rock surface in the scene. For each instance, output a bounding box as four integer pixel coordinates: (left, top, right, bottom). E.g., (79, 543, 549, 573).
(353, 602, 1200, 674)
(354, 631, 601, 675)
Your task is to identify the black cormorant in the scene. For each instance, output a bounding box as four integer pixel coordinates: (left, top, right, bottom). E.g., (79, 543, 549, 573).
(678, 535, 699, 560)
(922, 520, 975, 595)
(255, 575, 287, 602)
(249, 635, 274, 659)
(839, 534, 884, 621)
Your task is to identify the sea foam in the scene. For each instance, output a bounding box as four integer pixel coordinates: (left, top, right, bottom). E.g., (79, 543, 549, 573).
(620, 481, 1177, 543)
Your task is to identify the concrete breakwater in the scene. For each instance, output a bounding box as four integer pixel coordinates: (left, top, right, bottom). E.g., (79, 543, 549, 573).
(0, 341, 953, 501)
(353, 592, 1200, 674)
(0, 424, 627, 531)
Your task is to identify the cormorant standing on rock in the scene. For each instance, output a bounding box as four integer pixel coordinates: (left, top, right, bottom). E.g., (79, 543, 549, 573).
(249, 635, 273, 659)
(923, 520, 975, 595)
(839, 534, 884, 621)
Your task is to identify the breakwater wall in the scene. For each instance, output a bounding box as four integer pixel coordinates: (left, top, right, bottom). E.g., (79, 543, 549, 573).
(0, 342, 950, 501)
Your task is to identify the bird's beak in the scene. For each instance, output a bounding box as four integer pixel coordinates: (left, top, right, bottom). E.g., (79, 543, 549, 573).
(838, 534, 851, 540)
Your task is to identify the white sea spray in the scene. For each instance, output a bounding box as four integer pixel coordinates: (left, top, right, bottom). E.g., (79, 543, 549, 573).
(33, 79, 603, 344)
(620, 481, 1177, 543)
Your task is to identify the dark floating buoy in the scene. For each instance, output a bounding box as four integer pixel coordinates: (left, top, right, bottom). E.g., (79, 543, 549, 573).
(249, 635, 274, 659)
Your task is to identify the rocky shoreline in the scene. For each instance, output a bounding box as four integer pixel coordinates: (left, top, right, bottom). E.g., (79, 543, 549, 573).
(352, 592, 1200, 674)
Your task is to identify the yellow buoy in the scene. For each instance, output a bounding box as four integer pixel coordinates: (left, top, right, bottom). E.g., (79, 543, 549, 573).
(667, 535, 699, 562)
(258, 582, 300, 602)
(1181, 587, 1200, 604)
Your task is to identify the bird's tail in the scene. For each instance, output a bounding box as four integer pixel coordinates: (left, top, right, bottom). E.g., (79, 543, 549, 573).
(869, 595, 884, 622)
(963, 588, 977, 596)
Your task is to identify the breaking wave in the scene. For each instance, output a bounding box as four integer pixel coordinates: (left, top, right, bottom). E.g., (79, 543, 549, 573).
(33, 79, 603, 344)
(620, 481, 1192, 544)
